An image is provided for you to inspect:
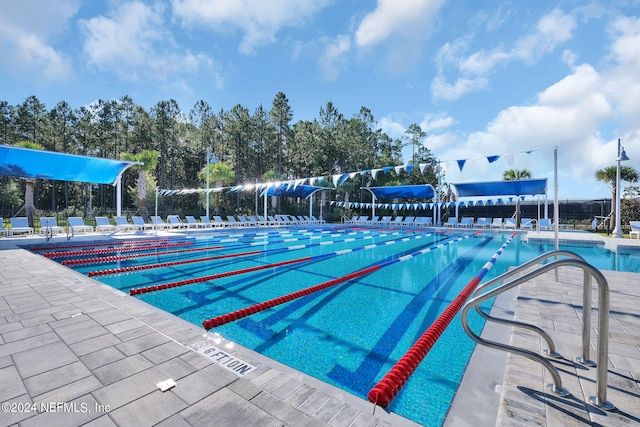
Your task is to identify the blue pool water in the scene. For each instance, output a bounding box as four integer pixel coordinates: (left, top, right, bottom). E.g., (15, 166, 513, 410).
(38, 226, 640, 426)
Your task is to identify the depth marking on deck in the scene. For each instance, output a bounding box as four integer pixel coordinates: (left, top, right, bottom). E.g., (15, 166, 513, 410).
(188, 340, 256, 376)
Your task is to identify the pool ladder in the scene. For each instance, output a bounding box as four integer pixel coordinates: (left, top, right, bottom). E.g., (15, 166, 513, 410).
(461, 250, 615, 410)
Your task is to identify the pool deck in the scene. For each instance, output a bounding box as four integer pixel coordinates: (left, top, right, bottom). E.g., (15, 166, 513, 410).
(0, 227, 638, 426)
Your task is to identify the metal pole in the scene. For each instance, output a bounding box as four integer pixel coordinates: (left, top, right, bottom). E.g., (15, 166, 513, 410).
(612, 138, 623, 238)
(554, 147, 559, 251)
(116, 175, 122, 217)
(206, 146, 210, 219)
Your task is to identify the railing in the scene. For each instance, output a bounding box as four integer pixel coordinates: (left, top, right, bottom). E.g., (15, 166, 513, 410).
(461, 250, 615, 410)
(67, 225, 74, 241)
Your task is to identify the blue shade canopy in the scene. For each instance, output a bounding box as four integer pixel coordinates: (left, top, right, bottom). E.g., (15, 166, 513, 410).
(452, 179, 547, 197)
(0, 145, 139, 185)
(365, 184, 435, 199)
(263, 184, 330, 198)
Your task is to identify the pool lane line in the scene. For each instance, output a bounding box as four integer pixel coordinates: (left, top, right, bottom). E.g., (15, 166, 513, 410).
(29, 238, 172, 252)
(367, 231, 517, 409)
(200, 231, 483, 330)
(129, 231, 441, 296)
(87, 230, 405, 277)
(64, 228, 386, 267)
(44, 240, 197, 259)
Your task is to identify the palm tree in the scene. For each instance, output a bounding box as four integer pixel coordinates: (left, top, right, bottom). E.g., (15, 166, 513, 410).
(121, 150, 159, 219)
(199, 162, 235, 216)
(595, 165, 639, 231)
(503, 169, 532, 228)
(14, 141, 44, 227)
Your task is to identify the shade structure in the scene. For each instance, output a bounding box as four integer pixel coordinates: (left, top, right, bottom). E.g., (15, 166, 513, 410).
(364, 184, 436, 200)
(0, 145, 139, 185)
(452, 179, 547, 197)
(261, 184, 330, 198)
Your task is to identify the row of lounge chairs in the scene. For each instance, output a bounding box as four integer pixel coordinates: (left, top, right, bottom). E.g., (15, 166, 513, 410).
(344, 215, 555, 230)
(0, 214, 328, 237)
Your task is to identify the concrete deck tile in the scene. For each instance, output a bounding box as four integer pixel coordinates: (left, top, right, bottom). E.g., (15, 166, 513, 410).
(0, 366, 28, 402)
(80, 347, 126, 370)
(0, 331, 60, 358)
(0, 394, 35, 425)
(170, 364, 237, 405)
(251, 390, 328, 427)
(19, 393, 107, 427)
(179, 388, 282, 427)
(93, 354, 155, 385)
(141, 340, 190, 365)
(1, 322, 52, 343)
(68, 333, 122, 357)
(115, 330, 171, 356)
(12, 340, 79, 378)
(23, 361, 92, 397)
(32, 376, 103, 407)
(107, 388, 188, 426)
(154, 413, 192, 427)
(88, 307, 134, 326)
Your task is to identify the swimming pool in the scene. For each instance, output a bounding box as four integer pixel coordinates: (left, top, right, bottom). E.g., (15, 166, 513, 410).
(35, 225, 640, 426)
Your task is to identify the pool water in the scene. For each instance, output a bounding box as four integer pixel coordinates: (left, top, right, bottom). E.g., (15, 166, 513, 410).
(38, 226, 640, 426)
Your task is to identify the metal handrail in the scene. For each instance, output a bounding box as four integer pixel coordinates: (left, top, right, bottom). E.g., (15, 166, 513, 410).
(67, 225, 74, 241)
(461, 254, 614, 410)
(471, 250, 587, 358)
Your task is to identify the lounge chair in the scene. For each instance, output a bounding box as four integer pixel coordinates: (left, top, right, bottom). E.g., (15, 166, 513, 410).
(401, 216, 415, 226)
(236, 216, 251, 226)
(67, 217, 93, 233)
(490, 218, 503, 229)
(275, 215, 293, 225)
(39, 217, 64, 235)
(212, 216, 229, 227)
(247, 216, 266, 226)
(166, 215, 185, 229)
(95, 217, 116, 233)
(132, 216, 154, 230)
(185, 216, 203, 229)
(414, 217, 432, 227)
(520, 218, 534, 230)
(256, 216, 269, 225)
(0, 218, 6, 237)
(503, 218, 517, 229)
(344, 215, 360, 225)
(115, 216, 138, 232)
(226, 215, 243, 226)
(476, 218, 491, 228)
(10, 217, 34, 236)
(310, 215, 325, 224)
(377, 216, 392, 225)
(459, 217, 474, 228)
(538, 218, 553, 230)
(630, 221, 640, 239)
(150, 216, 169, 229)
(444, 217, 459, 227)
(392, 216, 404, 225)
(199, 216, 216, 228)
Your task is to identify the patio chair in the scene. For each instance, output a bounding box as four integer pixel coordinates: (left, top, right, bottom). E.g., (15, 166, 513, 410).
(459, 217, 474, 228)
(226, 216, 243, 227)
(236, 216, 251, 226)
(392, 216, 404, 225)
(199, 216, 215, 228)
(166, 215, 185, 229)
(310, 215, 326, 224)
(520, 218, 534, 230)
(115, 216, 138, 232)
(444, 217, 459, 227)
(39, 217, 64, 235)
(275, 215, 293, 225)
(538, 218, 553, 230)
(476, 218, 491, 228)
(9, 217, 34, 236)
(185, 216, 203, 229)
(413, 217, 432, 227)
(503, 218, 517, 229)
(401, 216, 415, 226)
(150, 216, 170, 229)
(247, 216, 266, 226)
(630, 221, 640, 239)
(212, 216, 229, 227)
(95, 217, 116, 233)
(378, 216, 392, 225)
(490, 218, 503, 229)
(132, 216, 154, 230)
(68, 217, 93, 233)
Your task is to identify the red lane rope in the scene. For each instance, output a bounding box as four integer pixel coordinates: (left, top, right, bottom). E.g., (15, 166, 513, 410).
(202, 265, 381, 330)
(45, 241, 195, 259)
(367, 232, 518, 408)
(30, 238, 170, 252)
(61, 245, 224, 266)
(129, 256, 312, 295)
(89, 250, 263, 277)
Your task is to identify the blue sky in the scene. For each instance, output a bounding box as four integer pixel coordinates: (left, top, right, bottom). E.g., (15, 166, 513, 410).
(1, 0, 639, 200)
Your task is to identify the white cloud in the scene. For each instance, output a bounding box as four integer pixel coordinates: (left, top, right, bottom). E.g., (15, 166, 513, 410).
(318, 35, 351, 82)
(420, 113, 456, 132)
(80, 2, 215, 84)
(171, 0, 331, 55)
(0, 0, 79, 82)
(432, 8, 577, 101)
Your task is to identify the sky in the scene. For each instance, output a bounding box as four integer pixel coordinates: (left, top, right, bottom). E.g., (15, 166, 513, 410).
(1, 0, 639, 200)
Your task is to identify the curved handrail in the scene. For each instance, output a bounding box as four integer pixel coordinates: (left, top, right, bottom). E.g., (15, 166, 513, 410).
(461, 257, 614, 409)
(471, 250, 587, 357)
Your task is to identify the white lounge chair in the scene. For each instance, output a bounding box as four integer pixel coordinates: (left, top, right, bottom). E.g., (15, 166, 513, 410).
(10, 217, 34, 236)
(504, 218, 517, 229)
(166, 215, 185, 229)
(68, 217, 93, 233)
(401, 216, 415, 226)
(414, 217, 432, 227)
(459, 217, 474, 228)
(310, 215, 325, 224)
(115, 216, 138, 232)
(185, 216, 203, 229)
(630, 221, 640, 239)
(236, 216, 251, 226)
(226, 215, 243, 227)
(150, 216, 170, 229)
(538, 218, 553, 230)
(247, 216, 266, 226)
(490, 218, 503, 229)
(520, 218, 534, 230)
(476, 218, 491, 228)
(212, 216, 229, 227)
(199, 216, 216, 228)
(132, 216, 154, 230)
(95, 217, 116, 233)
(444, 217, 459, 227)
(39, 217, 64, 235)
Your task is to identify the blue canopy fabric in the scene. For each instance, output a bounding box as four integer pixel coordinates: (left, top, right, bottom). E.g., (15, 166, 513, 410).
(452, 179, 547, 197)
(263, 184, 329, 198)
(365, 184, 435, 199)
(0, 145, 139, 185)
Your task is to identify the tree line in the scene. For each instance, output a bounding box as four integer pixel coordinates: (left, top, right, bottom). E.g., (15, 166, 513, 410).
(0, 93, 437, 221)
